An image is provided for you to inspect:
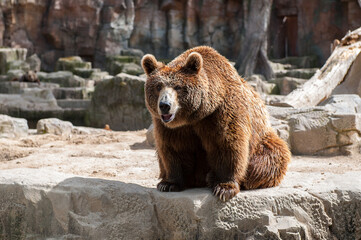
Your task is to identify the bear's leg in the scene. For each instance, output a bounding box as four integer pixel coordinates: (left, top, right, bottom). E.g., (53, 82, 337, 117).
(206, 144, 249, 201)
(243, 131, 291, 189)
(156, 146, 186, 192)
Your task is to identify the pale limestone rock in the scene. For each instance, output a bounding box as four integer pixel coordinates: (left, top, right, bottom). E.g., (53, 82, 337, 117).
(269, 95, 361, 156)
(0, 114, 28, 138)
(0, 168, 360, 239)
(37, 118, 73, 136)
(26, 54, 41, 72)
(88, 73, 151, 131)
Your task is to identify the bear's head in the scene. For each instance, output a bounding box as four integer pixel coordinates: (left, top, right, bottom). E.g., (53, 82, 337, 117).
(141, 52, 207, 128)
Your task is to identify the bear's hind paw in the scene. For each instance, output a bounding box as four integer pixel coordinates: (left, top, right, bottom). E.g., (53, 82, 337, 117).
(213, 181, 240, 201)
(157, 181, 182, 192)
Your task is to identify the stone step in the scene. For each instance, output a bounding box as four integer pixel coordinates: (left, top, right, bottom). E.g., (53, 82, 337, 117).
(57, 99, 91, 109)
(0, 81, 60, 94)
(37, 71, 86, 87)
(73, 67, 100, 78)
(274, 68, 318, 79)
(271, 55, 319, 68)
(52, 87, 93, 100)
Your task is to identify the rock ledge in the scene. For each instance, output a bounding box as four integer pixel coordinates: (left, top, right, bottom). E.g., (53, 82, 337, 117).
(0, 168, 360, 239)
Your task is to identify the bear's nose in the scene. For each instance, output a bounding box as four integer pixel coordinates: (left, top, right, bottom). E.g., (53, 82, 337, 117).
(159, 101, 171, 114)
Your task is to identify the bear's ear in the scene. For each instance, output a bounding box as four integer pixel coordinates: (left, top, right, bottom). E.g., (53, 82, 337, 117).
(183, 52, 203, 74)
(141, 54, 159, 75)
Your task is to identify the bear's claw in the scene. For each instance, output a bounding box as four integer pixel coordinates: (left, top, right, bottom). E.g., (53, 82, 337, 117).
(213, 182, 240, 201)
(157, 181, 182, 192)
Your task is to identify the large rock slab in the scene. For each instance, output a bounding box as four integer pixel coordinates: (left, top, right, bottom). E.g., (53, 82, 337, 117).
(0, 168, 359, 239)
(105, 55, 142, 75)
(246, 74, 278, 95)
(38, 71, 86, 87)
(52, 87, 92, 100)
(0, 89, 60, 114)
(288, 109, 339, 155)
(269, 95, 361, 156)
(0, 48, 27, 74)
(26, 54, 41, 72)
(319, 94, 361, 114)
(37, 118, 73, 136)
(55, 56, 92, 72)
(88, 73, 151, 130)
(0, 81, 59, 94)
(0, 114, 28, 138)
(6, 60, 30, 72)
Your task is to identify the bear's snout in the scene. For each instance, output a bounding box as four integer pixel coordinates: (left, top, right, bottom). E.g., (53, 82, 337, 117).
(158, 87, 178, 123)
(159, 101, 171, 114)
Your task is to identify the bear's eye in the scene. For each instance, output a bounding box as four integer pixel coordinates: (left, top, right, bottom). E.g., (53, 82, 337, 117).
(174, 85, 182, 91)
(156, 84, 162, 92)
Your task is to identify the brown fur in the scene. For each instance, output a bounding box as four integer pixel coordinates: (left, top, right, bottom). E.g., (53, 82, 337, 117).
(142, 46, 291, 201)
(12, 70, 40, 84)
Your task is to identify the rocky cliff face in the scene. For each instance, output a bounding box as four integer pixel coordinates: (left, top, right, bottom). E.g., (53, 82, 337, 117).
(129, 0, 244, 59)
(0, 0, 360, 70)
(0, 0, 135, 71)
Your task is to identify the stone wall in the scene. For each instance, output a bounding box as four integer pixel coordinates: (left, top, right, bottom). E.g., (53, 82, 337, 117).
(270, 0, 361, 63)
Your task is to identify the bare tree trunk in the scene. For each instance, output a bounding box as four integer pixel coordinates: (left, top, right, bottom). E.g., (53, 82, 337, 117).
(235, 0, 274, 80)
(282, 28, 361, 108)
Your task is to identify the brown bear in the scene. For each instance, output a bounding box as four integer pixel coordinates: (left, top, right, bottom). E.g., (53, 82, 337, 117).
(12, 70, 40, 84)
(141, 46, 291, 201)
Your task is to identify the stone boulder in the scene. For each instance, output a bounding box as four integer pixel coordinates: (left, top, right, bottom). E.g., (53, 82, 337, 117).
(5, 69, 25, 81)
(269, 95, 361, 155)
(55, 56, 92, 72)
(288, 109, 339, 155)
(0, 48, 27, 74)
(0, 114, 28, 138)
(0, 168, 360, 239)
(319, 94, 361, 114)
(6, 60, 30, 72)
(88, 73, 151, 131)
(0, 89, 63, 127)
(89, 71, 113, 82)
(37, 118, 73, 136)
(106, 55, 142, 76)
(0, 89, 60, 114)
(272, 77, 307, 95)
(245, 75, 278, 95)
(26, 54, 41, 72)
(73, 68, 100, 79)
(121, 62, 144, 76)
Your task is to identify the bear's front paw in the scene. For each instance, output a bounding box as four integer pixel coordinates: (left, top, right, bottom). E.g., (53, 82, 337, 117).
(157, 181, 182, 192)
(213, 181, 240, 201)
